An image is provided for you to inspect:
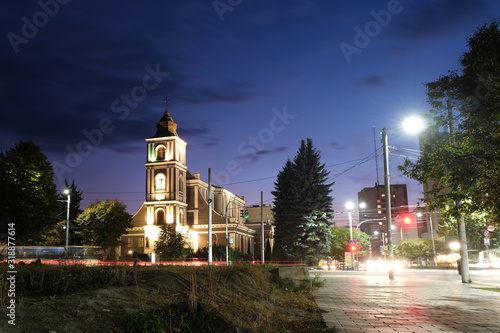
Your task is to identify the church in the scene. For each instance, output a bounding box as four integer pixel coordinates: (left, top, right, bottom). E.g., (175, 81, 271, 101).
(119, 102, 263, 260)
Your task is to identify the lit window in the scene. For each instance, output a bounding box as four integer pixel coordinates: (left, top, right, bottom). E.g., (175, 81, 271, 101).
(378, 210, 382, 214)
(156, 209, 165, 225)
(138, 237, 144, 248)
(156, 146, 165, 160)
(155, 173, 166, 190)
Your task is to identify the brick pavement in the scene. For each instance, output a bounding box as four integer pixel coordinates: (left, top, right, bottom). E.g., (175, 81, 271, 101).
(312, 270, 500, 332)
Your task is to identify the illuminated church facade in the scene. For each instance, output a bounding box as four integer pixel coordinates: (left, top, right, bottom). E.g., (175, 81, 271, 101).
(120, 104, 257, 259)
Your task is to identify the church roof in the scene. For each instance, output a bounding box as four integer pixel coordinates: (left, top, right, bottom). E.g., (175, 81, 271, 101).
(150, 110, 179, 138)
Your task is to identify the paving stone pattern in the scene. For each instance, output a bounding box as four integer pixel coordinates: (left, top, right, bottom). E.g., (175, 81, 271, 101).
(313, 271, 500, 332)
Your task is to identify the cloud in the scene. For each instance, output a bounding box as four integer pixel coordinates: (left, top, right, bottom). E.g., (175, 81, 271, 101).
(390, 0, 488, 40)
(238, 146, 289, 163)
(329, 142, 349, 150)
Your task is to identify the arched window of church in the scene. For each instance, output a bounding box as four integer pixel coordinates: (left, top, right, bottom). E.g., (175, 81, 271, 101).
(179, 175, 184, 193)
(156, 209, 165, 225)
(156, 146, 165, 160)
(179, 150, 183, 163)
(155, 173, 166, 191)
(179, 208, 184, 225)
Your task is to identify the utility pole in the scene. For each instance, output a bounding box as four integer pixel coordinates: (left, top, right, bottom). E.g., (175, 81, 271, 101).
(208, 168, 213, 265)
(261, 191, 265, 264)
(382, 128, 394, 280)
(448, 100, 470, 283)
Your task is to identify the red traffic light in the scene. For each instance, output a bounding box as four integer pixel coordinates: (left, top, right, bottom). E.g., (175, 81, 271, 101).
(349, 244, 359, 252)
(401, 214, 412, 225)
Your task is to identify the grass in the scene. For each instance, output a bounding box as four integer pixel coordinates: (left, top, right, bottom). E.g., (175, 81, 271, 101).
(1, 262, 336, 332)
(473, 287, 500, 293)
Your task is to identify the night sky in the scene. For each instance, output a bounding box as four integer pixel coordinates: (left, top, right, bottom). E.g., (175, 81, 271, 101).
(2, 1, 499, 226)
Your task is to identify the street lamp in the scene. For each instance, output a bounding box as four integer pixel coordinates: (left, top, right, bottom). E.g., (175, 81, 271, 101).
(382, 115, 424, 279)
(63, 188, 70, 250)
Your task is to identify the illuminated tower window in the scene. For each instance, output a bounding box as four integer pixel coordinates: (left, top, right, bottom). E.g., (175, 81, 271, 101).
(155, 173, 166, 191)
(156, 146, 165, 160)
(156, 209, 165, 225)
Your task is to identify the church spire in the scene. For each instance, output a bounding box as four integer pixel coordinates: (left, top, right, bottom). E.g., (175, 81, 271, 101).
(152, 96, 178, 138)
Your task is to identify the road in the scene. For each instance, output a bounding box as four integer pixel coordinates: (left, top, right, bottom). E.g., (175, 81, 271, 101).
(312, 268, 500, 332)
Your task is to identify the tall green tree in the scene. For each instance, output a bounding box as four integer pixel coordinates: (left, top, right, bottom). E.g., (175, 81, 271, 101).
(272, 138, 334, 263)
(0, 140, 60, 244)
(75, 200, 132, 259)
(154, 224, 189, 261)
(399, 19, 500, 222)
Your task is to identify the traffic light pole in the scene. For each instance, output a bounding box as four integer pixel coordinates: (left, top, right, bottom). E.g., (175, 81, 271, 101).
(224, 201, 247, 266)
(347, 209, 354, 270)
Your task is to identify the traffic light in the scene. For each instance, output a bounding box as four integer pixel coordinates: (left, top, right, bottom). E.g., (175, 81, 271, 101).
(402, 215, 412, 225)
(349, 242, 359, 253)
(244, 210, 249, 219)
(240, 209, 244, 218)
(240, 209, 249, 219)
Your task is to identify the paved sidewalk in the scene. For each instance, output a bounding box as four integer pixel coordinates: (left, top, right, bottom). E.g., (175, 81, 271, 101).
(312, 270, 500, 332)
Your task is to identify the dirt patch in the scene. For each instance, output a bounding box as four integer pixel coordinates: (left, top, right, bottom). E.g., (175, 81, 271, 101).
(0, 264, 334, 332)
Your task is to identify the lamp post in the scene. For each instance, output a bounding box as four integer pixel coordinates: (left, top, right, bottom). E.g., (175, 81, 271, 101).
(381, 116, 424, 279)
(64, 188, 70, 250)
(381, 128, 395, 279)
(345, 201, 355, 270)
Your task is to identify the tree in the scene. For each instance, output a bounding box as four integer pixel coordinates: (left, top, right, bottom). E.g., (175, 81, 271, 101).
(399, 19, 500, 221)
(437, 212, 499, 252)
(272, 138, 334, 263)
(154, 224, 189, 261)
(75, 200, 132, 259)
(0, 140, 60, 244)
(329, 226, 370, 261)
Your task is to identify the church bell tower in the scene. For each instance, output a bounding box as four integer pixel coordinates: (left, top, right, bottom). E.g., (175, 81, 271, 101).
(143, 98, 187, 250)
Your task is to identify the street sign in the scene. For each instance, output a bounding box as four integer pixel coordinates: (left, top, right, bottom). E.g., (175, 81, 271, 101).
(484, 230, 490, 237)
(485, 237, 490, 246)
(487, 225, 495, 232)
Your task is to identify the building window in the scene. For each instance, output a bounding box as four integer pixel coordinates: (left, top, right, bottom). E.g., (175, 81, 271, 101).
(179, 176, 184, 192)
(212, 234, 217, 246)
(138, 237, 144, 248)
(156, 146, 165, 160)
(145, 237, 150, 248)
(156, 209, 165, 225)
(127, 237, 133, 247)
(155, 173, 166, 191)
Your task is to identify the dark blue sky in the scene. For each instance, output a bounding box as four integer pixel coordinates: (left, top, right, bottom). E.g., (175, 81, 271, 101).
(2, 1, 499, 226)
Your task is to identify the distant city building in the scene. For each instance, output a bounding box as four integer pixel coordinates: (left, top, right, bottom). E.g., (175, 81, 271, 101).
(120, 104, 270, 259)
(357, 184, 409, 257)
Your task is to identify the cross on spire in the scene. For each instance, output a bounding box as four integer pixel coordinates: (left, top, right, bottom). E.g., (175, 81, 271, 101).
(163, 96, 171, 109)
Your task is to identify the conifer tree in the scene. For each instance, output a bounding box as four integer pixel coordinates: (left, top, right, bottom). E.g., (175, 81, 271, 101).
(272, 138, 334, 263)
